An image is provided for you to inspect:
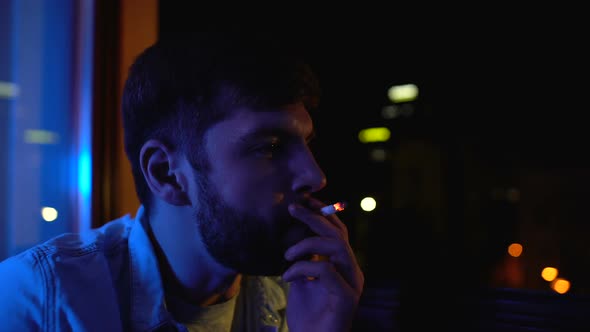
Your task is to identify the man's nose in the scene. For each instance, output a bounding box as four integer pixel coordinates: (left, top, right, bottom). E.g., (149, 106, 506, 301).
(291, 147, 327, 194)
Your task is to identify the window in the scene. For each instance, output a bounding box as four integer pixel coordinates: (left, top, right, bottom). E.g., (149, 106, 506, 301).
(0, 0, 94, 259)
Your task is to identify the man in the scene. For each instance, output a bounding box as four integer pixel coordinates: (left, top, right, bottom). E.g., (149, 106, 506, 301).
(0, 31, 364, 331)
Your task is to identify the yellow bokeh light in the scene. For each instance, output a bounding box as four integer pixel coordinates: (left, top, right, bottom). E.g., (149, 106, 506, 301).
(507, 243, 523, 257)
(541, 267, 559, 281)
(360, 197, 376, 212)
(41, 207, 58, 222)
(358, 127, 391, 143)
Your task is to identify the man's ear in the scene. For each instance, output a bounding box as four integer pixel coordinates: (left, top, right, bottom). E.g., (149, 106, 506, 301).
(140, 139, 190, 206)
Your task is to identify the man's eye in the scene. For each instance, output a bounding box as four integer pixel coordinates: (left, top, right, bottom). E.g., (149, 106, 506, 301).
(254, 142, 281, 158)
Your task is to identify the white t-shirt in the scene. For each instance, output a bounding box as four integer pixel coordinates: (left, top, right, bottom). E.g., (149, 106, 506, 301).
(166, 292, 238, 332)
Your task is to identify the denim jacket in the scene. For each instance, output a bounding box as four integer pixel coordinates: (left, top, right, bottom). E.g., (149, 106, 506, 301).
(0, 206, 289, 332)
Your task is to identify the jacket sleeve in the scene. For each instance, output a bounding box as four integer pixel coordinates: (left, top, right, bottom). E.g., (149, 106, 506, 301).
(0, 251, 46, 331)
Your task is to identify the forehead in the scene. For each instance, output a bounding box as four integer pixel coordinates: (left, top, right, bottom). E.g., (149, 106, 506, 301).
(206, 103, 314, 142)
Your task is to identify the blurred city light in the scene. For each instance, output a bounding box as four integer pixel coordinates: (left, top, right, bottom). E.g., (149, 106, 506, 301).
(541, 267, 558, 282)
(24, 129, 59, 144)
(41, 207, 58, 222)
(358, 127, 390, 143)
(508, 243, 523, 257)
(0, 81, 20, 99)
(551, 278, 570, 294)
(387, 83, 418, 103)
(360, 197, 377, 212)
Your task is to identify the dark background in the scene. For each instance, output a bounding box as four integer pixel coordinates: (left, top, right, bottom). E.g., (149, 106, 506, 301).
(158, 3, 590, 298)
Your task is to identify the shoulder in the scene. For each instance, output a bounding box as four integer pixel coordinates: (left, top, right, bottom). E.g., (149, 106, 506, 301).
(0, 214, 136, 329)
(46, 214, 135, 255)
(0, 213, 134, 277)
(0, 213, 135, 293)
(0, 247, 44, 281)
(0, 247, 45, 329)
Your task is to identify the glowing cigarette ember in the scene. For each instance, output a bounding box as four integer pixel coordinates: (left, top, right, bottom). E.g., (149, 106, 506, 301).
(320, 201, 347, 216)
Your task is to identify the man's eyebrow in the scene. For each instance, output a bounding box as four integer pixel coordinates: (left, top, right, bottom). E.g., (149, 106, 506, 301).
(239, 127, 316, 142)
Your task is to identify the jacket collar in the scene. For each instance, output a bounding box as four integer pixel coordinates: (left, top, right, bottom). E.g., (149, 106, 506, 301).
(128, 205, 174, 331)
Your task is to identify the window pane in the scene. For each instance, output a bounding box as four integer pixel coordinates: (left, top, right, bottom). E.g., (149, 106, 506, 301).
(0, 0, 94, 259)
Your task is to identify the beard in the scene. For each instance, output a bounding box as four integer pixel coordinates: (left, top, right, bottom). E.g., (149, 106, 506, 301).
(194, 174, 313, 276)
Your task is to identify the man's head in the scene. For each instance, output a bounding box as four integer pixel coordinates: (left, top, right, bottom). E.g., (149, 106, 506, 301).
(121, 31, 326, 274)
(122, 31, 321, 212)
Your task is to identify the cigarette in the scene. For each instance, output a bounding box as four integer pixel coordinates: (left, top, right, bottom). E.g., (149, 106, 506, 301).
(320, 201, 347, 216)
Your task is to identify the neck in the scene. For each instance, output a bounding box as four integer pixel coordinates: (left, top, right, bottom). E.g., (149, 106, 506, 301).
(199, 274, 242, 306)
(147, 205, 241, 306)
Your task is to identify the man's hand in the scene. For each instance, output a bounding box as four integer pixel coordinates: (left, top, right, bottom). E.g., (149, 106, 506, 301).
(282, 197, 365, 332)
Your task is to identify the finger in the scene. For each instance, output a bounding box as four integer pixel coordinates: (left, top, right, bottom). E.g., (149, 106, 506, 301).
(289, 203, 341, 238)
(284, 237, 340, 261)
(285, 237, 363, 290)
(282, 260, 353, 296)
